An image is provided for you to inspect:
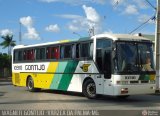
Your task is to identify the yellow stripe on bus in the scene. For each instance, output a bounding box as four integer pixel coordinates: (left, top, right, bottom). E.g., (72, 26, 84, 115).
(33, 62, 59, 89)
(59, 40, 69, 43)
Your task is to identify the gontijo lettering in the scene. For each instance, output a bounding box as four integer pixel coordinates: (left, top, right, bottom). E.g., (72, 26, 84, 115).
(25, 64, 45, 71)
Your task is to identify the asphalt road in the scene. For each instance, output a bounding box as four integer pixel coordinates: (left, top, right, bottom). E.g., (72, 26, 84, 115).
(0, 77, 160, 111)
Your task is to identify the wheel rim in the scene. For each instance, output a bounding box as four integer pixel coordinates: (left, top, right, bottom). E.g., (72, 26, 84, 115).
(86, 83, 96, 97)
(28, 79, 33, 90)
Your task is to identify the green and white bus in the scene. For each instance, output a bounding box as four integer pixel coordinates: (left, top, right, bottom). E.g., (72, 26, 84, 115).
(12, 34, 156, 98)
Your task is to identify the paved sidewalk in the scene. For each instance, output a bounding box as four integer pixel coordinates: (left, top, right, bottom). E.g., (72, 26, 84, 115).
(0, 77, 12, 82)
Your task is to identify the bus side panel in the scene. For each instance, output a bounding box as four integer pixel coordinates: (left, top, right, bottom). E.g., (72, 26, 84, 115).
(33, 62, 59, 89)
(12, 72, 29, 87)
(50, 62, 68, 89)
(50, 61, 79, 91)
(67, 61, 102, 93)
(12, 62, 59, 89)
(57, 61, 78, 91)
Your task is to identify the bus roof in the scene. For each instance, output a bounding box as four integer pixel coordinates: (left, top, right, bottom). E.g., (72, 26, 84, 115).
(93, 33, 151, 41)
(13, 34, 151, 49)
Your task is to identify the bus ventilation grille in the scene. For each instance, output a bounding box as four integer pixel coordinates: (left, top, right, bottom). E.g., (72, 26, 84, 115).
(15, 73, 20, 84)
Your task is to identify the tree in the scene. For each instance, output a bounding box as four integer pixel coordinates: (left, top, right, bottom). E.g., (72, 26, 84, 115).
(0, 34, 16, 54)
(0, 53, 12, 77)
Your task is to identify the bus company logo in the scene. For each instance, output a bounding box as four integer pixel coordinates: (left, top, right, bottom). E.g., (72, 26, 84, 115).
(80, 64, 91, 72)
(25, 64, 45, 71)
(142, 110, 148, 116)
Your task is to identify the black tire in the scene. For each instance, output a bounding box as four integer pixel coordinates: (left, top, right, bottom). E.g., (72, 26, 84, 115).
(83, 79, 97, 99)
(27, 77, 40, 92)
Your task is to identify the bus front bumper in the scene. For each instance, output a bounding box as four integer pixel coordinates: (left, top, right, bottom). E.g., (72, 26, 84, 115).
(113, 84, 156, 96)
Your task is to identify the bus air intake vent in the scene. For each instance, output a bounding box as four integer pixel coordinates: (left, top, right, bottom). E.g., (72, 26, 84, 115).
(130, 81, 139, 84)
(15, 73, 20, 84)
(141, 80, 149, 83)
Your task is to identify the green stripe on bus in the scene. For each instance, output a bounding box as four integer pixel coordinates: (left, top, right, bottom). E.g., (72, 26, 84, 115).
(50, 62, 68, 89)
(58, 61, 78, 91)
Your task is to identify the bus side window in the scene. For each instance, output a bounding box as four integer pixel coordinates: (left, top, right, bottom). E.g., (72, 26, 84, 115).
(72, 44, 76, 59)
(30, 49, 35, 60)
(36, 48, 45, 60)
(76, 44, 80, 58)
(14, 50, 19, 62)
(80, 43, 90, 58)
(60, 45, 72, 59)
(46, 47, 51, 59)
(18, 51, 23, 61)
(36, 48, 40, 60)
(23, 50, 27, 60)
(60, 46, 64, 59)
(25, 49, 34, 61)
(27, 50, 30, 60)
(40, 48, 45, 60)
(54, 47, 59, 59)
(90, 42, 93, 58)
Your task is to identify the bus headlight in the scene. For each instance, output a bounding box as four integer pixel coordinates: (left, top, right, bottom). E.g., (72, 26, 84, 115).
(117, 81, 129, 85)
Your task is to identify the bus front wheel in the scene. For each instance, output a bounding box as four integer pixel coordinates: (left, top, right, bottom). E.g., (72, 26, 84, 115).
(27, 77, 40, 92)
(83, 79, 97, 99)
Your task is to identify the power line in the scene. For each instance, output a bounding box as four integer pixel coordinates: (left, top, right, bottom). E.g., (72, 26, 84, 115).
(73, 32, 81, 37)
(129, 15, 156, 34)
(145, 0, 156, 10)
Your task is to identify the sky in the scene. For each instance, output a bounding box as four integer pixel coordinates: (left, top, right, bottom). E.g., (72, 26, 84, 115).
(0, 0, 157, 53)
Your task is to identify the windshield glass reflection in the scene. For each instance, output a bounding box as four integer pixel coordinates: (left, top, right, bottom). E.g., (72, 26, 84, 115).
(116, 41, 154, 73)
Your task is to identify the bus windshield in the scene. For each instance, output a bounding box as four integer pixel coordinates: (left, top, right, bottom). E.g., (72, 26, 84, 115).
(115, 41, 154, 73)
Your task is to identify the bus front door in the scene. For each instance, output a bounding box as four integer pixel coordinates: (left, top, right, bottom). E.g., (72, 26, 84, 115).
(103, 50, 114, 95)
(96, 49, 113, 95)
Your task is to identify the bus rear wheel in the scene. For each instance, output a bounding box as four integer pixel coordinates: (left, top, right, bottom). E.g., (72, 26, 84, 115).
(83, 79, 97, 99)
(27, 77, 40, 92)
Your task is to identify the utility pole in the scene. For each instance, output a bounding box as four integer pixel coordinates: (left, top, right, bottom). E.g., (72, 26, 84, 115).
(155, 0, 160, 92)
(88, 26, 95, 37)
(19, 22, 22, 45)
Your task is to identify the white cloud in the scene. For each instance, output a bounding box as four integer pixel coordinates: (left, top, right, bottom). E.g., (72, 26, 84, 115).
(0, 29, 13, 36)
(111, 0, 150, 16)
(68, 24, 79, 32)
(40, 0, 58, 3)
(82, 5, 100, 23)
(45, 24, 60, 32)
(138, 15, 155, 24)
(56, 14, 83, 19)
(103, 29, 113, 34)
(111, 0, 125, 6)
(20, 16, 33, 28)
(65, 5, 102, 34)
(124, 5, 138, 15)
(40, 0, 84, 5)
(19, 16, 40, 40)
(133, 0, 148, 9)
(40, 0, 106, 5)
(92, 0, 106, 5)
(24, 27, 40, 40)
